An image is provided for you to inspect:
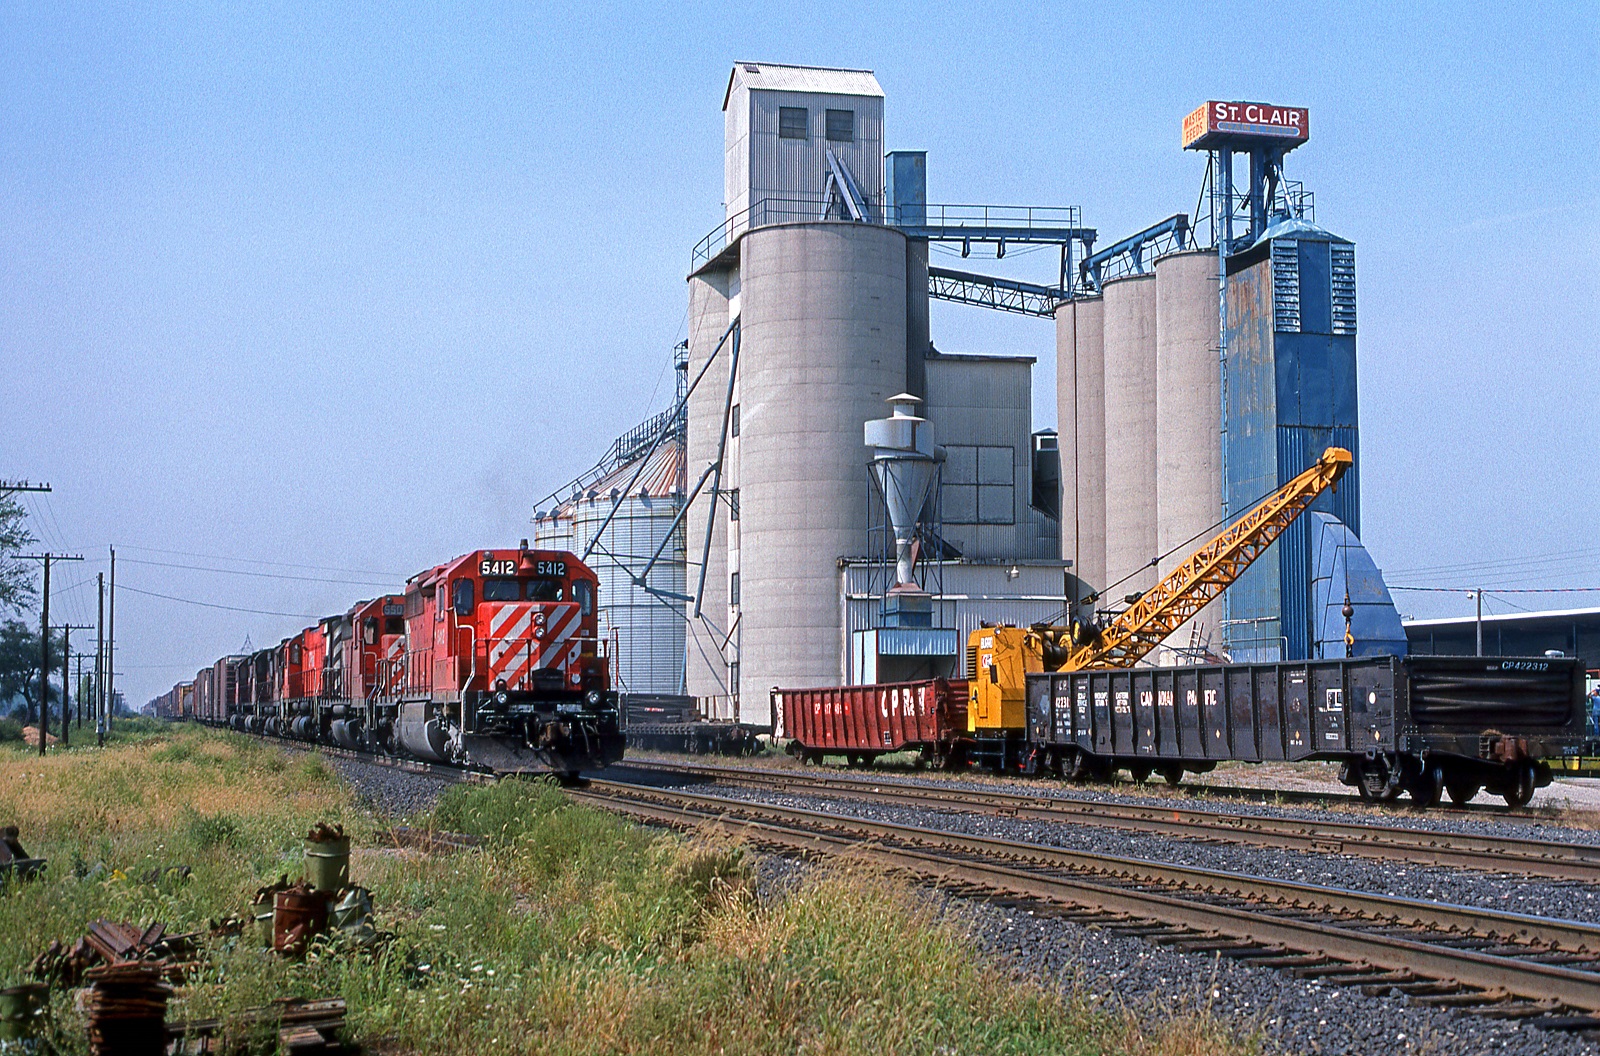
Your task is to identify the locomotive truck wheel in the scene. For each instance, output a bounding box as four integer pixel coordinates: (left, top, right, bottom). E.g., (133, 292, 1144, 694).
(1160, 765, 1184, 788)
(1503, 762, 1537, 809)
(1445, 778, 1481, 807)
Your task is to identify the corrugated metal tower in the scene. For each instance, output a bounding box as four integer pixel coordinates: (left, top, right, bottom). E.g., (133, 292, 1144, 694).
(1223, 218, 1359, 660)
(1183, 101, 1360, 661)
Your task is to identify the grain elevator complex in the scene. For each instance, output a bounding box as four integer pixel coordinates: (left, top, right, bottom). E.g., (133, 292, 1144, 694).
(536, 67, 1404, 729)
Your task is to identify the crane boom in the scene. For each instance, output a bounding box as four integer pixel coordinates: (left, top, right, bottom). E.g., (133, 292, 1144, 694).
(1063, 446, 1353, 670)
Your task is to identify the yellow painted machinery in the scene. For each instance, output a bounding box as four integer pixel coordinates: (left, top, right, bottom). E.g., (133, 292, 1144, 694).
(968, 446, 1354, 737)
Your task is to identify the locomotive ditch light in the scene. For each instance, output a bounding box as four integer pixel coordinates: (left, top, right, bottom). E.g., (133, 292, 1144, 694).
(495, 690, 510, 705)
(585, 689, 602, 707)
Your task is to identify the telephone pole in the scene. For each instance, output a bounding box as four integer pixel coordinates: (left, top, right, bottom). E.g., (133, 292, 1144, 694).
(107, 546, 116, 736)
(18, 553, 83, 756)
(96, 573, 106, 744)
(55, 624, 93, 748)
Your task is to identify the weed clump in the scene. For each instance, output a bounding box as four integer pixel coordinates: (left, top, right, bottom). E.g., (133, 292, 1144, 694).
(431, 777, 569, 844)
(183, 810, 245, 852)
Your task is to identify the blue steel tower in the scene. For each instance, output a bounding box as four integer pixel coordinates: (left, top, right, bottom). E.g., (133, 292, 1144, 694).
(1184, 102, 1360, 661)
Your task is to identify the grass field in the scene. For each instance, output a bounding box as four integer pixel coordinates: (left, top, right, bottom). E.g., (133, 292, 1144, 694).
(0, 726, 1256, 1055)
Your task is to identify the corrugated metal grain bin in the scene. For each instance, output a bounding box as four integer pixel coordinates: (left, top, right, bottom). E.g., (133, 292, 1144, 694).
(775, 678, 968, 760)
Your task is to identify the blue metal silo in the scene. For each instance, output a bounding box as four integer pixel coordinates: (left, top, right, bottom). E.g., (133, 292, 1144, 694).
(1224, 217, 1360, 661)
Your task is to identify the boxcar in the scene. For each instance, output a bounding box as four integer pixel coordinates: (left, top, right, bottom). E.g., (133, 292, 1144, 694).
(1026, 654, 1586, 807)
(775, 678, 970, 768)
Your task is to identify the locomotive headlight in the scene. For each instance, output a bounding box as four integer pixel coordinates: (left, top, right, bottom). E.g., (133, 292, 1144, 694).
(585, 689, 602, 708)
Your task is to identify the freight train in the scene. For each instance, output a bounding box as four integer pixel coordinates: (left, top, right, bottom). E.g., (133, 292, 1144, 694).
(774, 652, 1589, 809)
(155, 543, 625, 779)
(772, 448, 1589, 810)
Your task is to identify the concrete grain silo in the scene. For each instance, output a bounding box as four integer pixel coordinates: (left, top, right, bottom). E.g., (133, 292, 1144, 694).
(1054, 296, 1106, 611)
(1153, 249, 1222, 657)
(735, 222, 908, 717)
(1100, 273, 1158, 601)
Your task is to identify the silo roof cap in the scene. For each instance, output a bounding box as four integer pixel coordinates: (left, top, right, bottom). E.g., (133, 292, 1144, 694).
(1253, 216, 1350, 246)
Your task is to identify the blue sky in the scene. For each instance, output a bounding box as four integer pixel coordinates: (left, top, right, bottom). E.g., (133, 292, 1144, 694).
(3, 2, 1597, 703)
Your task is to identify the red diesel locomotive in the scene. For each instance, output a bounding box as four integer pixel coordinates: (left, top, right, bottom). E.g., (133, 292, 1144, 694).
(167, 542, 624, 779)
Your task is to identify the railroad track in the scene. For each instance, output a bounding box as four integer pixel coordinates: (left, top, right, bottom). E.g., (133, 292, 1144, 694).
(574, 778, 1600, 1032)
(616, 758, 1600, 883)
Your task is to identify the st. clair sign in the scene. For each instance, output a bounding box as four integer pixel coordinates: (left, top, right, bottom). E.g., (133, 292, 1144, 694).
(1183, 101, 1310, 150)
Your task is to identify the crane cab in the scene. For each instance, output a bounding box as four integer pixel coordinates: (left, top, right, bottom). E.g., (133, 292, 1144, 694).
(968, 626, 1042, 732)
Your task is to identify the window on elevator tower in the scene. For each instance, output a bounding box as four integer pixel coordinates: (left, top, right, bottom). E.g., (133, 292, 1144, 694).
(778, 107, 808, 139)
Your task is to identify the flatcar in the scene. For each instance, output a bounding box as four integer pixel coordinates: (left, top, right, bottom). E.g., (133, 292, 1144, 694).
(169, 542, 624, 780)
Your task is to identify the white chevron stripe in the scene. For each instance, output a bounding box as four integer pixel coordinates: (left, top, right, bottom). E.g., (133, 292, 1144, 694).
(488, 602, 525, 638)
(488, 608, 534, 667)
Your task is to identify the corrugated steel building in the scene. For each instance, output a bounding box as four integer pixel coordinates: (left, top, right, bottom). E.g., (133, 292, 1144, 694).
(1405, 606, 1600, 663)
(1225, 217, 1360, 661)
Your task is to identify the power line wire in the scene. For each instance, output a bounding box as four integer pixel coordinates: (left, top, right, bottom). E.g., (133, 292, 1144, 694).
(118, 557, 396, 588)
(117, 543, 406, 578)
(118, 583, 324, 619)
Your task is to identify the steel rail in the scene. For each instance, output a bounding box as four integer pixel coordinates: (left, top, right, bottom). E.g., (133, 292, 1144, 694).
(573, 780, 1600, 1021)
(617, 759, 1600, 881)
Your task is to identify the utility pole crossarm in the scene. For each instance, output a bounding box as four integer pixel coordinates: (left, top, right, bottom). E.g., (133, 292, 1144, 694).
(0, 481, 52, 493)
(1064, 447, 1353, 671)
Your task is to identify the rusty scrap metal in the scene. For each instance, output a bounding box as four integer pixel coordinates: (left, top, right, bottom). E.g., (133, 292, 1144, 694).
(168, 997, 349, 1055)
(31, 920, 201, 988)
(382, 827, 483, 854)
(82, 963, 172, 1056)
(272, 884, 329, 957)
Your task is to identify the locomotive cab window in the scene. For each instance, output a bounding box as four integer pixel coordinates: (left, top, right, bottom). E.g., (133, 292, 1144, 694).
(363, 617, 378, 645)
(452, 577, 474, 616)
(482, 578, 521, 602)
(573, 579, 594, 616)
(526, 578, 565, 602)
(385, 616, 404, 636)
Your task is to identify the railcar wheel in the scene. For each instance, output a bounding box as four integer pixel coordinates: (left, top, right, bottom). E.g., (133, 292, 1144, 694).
(1160, 765, 1184, 788)
(1064, 749, 1089, 782)
(1503, 762, 1537, 809)
(1445, 778, 1481, 807)
(1407, 764, 1444, 809)
(1129, 765, 1152, 784)
(1357, 760, 1400, 801)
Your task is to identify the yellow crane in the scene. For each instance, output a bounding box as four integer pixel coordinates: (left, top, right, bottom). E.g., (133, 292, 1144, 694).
(968, 446, 1353, 733)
